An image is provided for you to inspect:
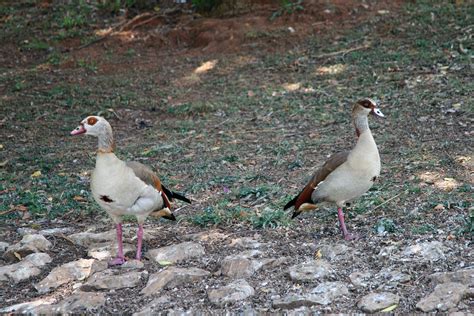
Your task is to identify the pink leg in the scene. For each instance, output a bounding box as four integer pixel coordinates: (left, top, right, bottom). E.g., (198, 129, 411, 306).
(108, 223, 125, 266)
(135, 224, 144, 260)
(337, 208, 357, 240)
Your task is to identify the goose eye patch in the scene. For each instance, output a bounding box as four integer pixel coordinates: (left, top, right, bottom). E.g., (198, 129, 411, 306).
(87, 117, 98, 125)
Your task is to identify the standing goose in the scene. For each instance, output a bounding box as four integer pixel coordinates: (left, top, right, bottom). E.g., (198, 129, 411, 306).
(71, 116, 191, 265)
(284, 99, 384, 240)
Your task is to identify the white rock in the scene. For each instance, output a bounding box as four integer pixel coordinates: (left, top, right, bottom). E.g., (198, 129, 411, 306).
(357, 292, 400, 313)
(0, 253, 52, 283)
(349, 271, 373, 288)
(34, 258, 96, 294)
(82, 270, 147, 290)
(87, 242, 135, 260)
(0, 241, 9, 253)
(230, 237, 263, 249)
(35, 291, 106, 314)
(147, 242, 205, 264)
(3, 234, 52, 261)
(38, 227, 75, 236)
(141, 267, 210, 296)
(17, 227, 38, 235)
(0, 298, 55, 313)
(288, 260, 333, 282)
(208, 279, 255, 306)
(318, 243, 350, 261)
(221, 251, 264, 278)
(416, 282, 468, 312)
(401, 241, 447, 262)
(133, 296, 171, 316)
(429, 268, 474, 286)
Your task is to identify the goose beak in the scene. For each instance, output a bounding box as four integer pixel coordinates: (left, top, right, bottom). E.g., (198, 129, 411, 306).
(71, 124, 86, 135)
(371, 107, 385, 118)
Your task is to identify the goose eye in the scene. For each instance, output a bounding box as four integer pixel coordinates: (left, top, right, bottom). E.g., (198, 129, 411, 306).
(87, 117, 98, 125)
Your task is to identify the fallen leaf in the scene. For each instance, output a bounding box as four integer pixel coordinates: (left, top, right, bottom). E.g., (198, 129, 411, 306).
(31, 170, 42, 177)
(315, 249, 322, 259)
(73, 195, 87, 202)
(381, 304, 398, 312)
(0, 144, 3, 149)
(158, 260, 173, 266)
(434, 204, 445, 211)
(13, 252, 22, 261)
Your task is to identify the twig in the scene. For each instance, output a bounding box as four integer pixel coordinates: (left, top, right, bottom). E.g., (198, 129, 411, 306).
(373, 192, 403, 211)
(313, 44, 371, 59)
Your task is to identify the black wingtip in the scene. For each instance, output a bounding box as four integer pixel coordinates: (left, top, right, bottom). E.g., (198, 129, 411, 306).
(162, 213, 177, 221)
(291, 211, 301, 219)
(284, 196, 297, 210)
(172, 191, 192, 204)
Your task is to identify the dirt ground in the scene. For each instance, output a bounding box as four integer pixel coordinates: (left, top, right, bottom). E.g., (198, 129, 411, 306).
(0, 0, 473, 314)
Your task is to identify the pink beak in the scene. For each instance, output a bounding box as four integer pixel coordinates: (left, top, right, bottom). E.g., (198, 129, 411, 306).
(71, 125, 86, 135)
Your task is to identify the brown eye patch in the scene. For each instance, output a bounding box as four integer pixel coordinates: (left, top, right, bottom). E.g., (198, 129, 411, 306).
(87, 117, 98, 125)
(357, 99, 375, 109)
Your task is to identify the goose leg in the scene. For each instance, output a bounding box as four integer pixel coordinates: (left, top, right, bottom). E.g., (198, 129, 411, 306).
(135, 224, 144, 260)
(337, 208, 357, 240)
(109, 223, 125, 266)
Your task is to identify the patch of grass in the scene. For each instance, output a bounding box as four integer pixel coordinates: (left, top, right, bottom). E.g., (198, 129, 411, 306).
(249, 208, 291, 229)
(375, 218, 398, 234)
(190, 206, 223, 227)
(77, 59, 98, 72)
(411, 224, 436, 235)
(23, 39, 50, 51)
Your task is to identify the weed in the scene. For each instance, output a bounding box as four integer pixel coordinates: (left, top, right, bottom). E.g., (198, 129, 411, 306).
(411, 224, 436, 234)
(77, 59, 98, 72)
(375, 218, 398, 234)
(271, 0, 304, 20)
(190, 207, 222, 227)
(249, 208, 291, 229)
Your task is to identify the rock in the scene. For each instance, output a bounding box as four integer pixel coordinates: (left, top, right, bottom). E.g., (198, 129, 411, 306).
(357, 292, 400, 313)
(273, 282, 348, 309)
(35, 259, 96, 294)
(133, 296, 171, 316)
(141, 267, 210, 296)
(38, 227, 75, 236)
(230, 237, 262, 249)
(262, 257, 291, 270)
(82, 270, 147, 291)
(147, 242, 205, 264)
(349, 271, 373, 288)
(183, 230, 229, 242)
(429, 269, 474, 286)
(87, 242, 135, 261)
(319, 243, 350, 261)
(3, 234, 52, 261)
(221, 251, 264, 278)
(35, 291, 106, 314)
(208, 279, 255, 306)
(377, 268, 411, 285)
(288, 260, 333, 282)
(401, 241, 447, 262)
(0, 253, 52, 283)
(121, 259, 145, 270)
(0, 241, 9, 253)
(17, 227, 38, 235)
(68, 227, 154, 247)
(416, 282, 468, 312)
(0, 298, 55, 313)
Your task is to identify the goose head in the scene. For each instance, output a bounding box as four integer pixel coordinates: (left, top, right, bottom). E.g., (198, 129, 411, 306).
(70, 116, 112, 137)
(352, 98, 384, 118)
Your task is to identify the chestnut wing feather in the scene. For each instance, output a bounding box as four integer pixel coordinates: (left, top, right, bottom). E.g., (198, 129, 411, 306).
(285, 151, 349, 212)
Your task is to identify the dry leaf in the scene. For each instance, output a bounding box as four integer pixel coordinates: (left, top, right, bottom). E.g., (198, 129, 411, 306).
(158, 260, 173, 266)
(73, 195, 87, 202)
(13, 252, 22, 261)
(315, 249, 322, 259)
(31, 170, 42, 178)
(381, 304, 398, 312)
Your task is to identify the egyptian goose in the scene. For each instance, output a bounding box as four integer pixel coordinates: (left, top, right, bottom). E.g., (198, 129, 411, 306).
(71, 116, 191, 265)
(284, 98, 384, 240)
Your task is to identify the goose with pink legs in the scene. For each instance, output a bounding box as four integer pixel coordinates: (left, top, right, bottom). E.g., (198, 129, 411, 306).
(71, 116, 190, 266)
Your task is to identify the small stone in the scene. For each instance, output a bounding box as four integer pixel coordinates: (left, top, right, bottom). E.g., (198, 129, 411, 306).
(141, 267, 210, 296)
(416, 282, 468, 312)
(3, 234, 52, 261)
(401, 241, 447, 262)
(318, 243, 350, 261)
(349, 271, 373, 288)
(273, 282, 348, 309)
(17, 227, 38, 236)
(262, 257, 291, 269)
(82, 270, 146, 291)
(67, 230, 116, 247)
(121, 259, 145, 270)
(358, 292, 400, 313)
(230, 237, 262, 249)
(35, 259, 96, 294)
(429, 269, 474, 286)
(208, 279, 255, 306)
(0, 253, 52, 283)
(133, 296, 171, 316)
(288, 260, 333, 282)
(0, 241, 9, 253)
(377, 268, 411, 285)
(147, 242, 205, 264)
(221, 251, 264, 278)
(35, 291, 106, 314)
(38, 227, 75, 236)
(87, 242, 135, 261)
(0, 298, 55, 313)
